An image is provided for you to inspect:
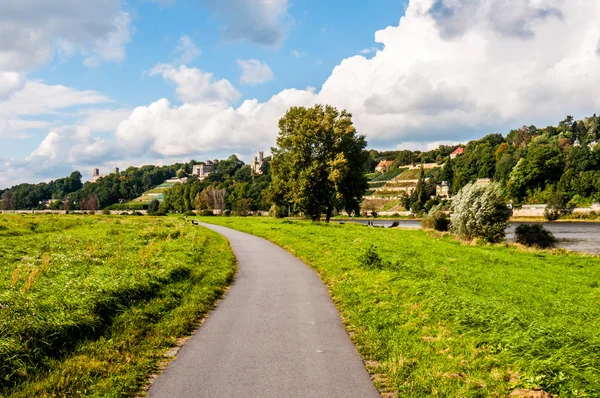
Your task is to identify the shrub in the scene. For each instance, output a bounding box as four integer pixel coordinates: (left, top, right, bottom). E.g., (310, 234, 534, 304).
(102, 209, 111, 215)
(451, 182, 511, 243)
(200, 209, 214, 217)
(544, 193, 573, 221)
(515, 224, 557, 248)
(223, 209, 231, 217)
(421, 204, 450, 231)
(153, 211, 166, 216)
(183, 210, 195, 217)
(358, 245, 385, 270)
(148, 199, 160, 215)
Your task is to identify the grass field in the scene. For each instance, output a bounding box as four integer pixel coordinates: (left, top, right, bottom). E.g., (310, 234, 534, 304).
(198, 217, 600, 397)
(0, 214, 235, 397)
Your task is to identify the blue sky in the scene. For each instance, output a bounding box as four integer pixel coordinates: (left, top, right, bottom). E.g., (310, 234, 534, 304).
(2, 0, 600, 188)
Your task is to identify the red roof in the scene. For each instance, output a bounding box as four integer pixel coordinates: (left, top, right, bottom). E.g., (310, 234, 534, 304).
(451, 147, 465, 155)
(376, 160, 394, 168)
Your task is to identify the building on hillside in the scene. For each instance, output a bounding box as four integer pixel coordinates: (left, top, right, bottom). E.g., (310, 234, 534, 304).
(375, 160, 394, 173)
(589, 140, 598, 149)
(91, 167, 120, 183)
(475, 178, 492, 186)
(192, 160, 218, 180)
(450, 147, 464, 159)
(436, 181, 451, 199)
(250, 152, 264, 175)
(573, 138, 581, 147)
(91, 168, 101, 182)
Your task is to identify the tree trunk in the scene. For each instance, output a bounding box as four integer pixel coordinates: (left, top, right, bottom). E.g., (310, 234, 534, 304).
(325, 206, 333, 223)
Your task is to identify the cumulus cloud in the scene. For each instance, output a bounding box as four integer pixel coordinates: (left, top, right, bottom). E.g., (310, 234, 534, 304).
(237, 59, 274, 85)
(0, 0, 131, 72)
(173, 36, 202, 65)
(205, 0, 290, 46)
(149, 64, 241, 104)
(8, 0, 600, 188)
(112, 0, 600, 156)
(0, 81, 110, 137)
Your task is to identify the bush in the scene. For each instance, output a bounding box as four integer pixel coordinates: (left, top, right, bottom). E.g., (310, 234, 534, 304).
(200, 209, 214, 217)
(421, 204, 450, 231)
(153, 211, 166, 216)
(451, 182, 511, 243)
(102, 209, 111, 215)
(358, 245, 385, 270)
(223, 209, 231, 217)
(515, 224, 557, 248)
(148, 199, 160, 215)
(544, 193, 573, 221)
(183, 210, 195, 217)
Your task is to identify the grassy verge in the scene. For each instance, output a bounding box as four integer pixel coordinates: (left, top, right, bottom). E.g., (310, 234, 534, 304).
(0, 214, 235, 397)
(198, 216, 600, 397)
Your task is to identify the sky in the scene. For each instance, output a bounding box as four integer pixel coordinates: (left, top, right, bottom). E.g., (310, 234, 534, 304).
(2, 0, 600, 188)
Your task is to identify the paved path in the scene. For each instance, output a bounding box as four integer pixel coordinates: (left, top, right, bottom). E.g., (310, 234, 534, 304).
(148, 223, 379, 398)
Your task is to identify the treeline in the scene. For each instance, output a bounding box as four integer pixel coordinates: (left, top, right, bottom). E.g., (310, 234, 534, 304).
(0, 172, 83, 210)
(159, 155, 272, 214)
(368, 114, 600, 205)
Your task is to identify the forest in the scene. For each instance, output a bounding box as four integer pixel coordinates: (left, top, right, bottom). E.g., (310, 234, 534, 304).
(1, 114, 599, 211)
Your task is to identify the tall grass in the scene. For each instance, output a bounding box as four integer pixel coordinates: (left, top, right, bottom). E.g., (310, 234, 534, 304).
(200, 217, 600, 397)
(0, 214, 235, 396)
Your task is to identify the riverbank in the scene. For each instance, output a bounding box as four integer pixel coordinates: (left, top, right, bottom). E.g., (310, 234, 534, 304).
(197, 217, 600, 397)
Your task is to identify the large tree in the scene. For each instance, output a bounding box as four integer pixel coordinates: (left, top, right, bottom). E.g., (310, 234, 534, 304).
(270, 105, 369, 221)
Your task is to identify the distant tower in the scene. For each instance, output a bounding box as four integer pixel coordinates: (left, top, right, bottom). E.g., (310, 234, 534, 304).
(259, 151, 264, 162)
(113, 167, 119, 175)
(93, 168, 100, 177)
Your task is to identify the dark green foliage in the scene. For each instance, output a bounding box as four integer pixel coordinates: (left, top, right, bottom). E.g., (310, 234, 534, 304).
(515, 224, 557, 248)
(421, 204, 450, 231)
(358, 244, 385, 270)
(200, 209, 214, 217)
(148, 199, 160, 215)
(1, 172, 82, 210)
(183, 210, 195, 217)
(270, 104, 369, 221)
(544, 193, 572, 221)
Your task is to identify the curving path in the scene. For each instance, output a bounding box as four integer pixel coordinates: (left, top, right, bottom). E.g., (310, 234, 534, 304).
(148, 223, 379, 398)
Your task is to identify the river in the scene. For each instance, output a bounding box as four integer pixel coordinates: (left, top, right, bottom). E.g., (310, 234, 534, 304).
(339, 220, 600, 255)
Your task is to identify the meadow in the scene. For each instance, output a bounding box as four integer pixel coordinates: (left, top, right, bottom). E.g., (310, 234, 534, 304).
(199, 217, 600, 397)
(0, 214, 235, 397)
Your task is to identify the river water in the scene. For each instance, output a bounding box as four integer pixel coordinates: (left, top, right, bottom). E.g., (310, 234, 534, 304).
(339, 220, 600, 255)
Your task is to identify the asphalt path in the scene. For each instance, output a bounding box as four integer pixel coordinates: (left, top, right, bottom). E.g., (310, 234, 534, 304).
(148, 223, 379, 398)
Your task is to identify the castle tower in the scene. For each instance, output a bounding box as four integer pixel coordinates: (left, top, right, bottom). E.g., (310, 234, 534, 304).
(114, 167, 119, 174)
(259, 151, 264, 162)
(93, 168, 100, 177)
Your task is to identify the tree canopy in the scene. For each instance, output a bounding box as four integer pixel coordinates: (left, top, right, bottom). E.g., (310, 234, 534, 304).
(270, 105, 369, 221)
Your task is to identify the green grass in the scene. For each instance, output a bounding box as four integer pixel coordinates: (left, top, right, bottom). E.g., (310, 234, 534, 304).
(198, 217, 600, 397)
(396, 167, 441, 181)
(0, 214, 235, 397)
(372, 168, 408, 182)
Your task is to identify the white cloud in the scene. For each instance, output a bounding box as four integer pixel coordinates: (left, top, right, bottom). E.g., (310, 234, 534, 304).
(291, 50, 307, 57)
(7, 0, 600, 187)
(360, 47, 379, 55)
(205, 0, 290, 46)
(0, 81, 110, 137)
(0, 0, 132, 72)
(173, 36, 202, 65)
(236, 59, 274, 85)
(149, 64, 241, 104)
(113, 0, 600, 156)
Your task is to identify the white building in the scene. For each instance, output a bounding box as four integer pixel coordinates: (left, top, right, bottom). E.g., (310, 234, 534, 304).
(250, 152, 264, 175)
